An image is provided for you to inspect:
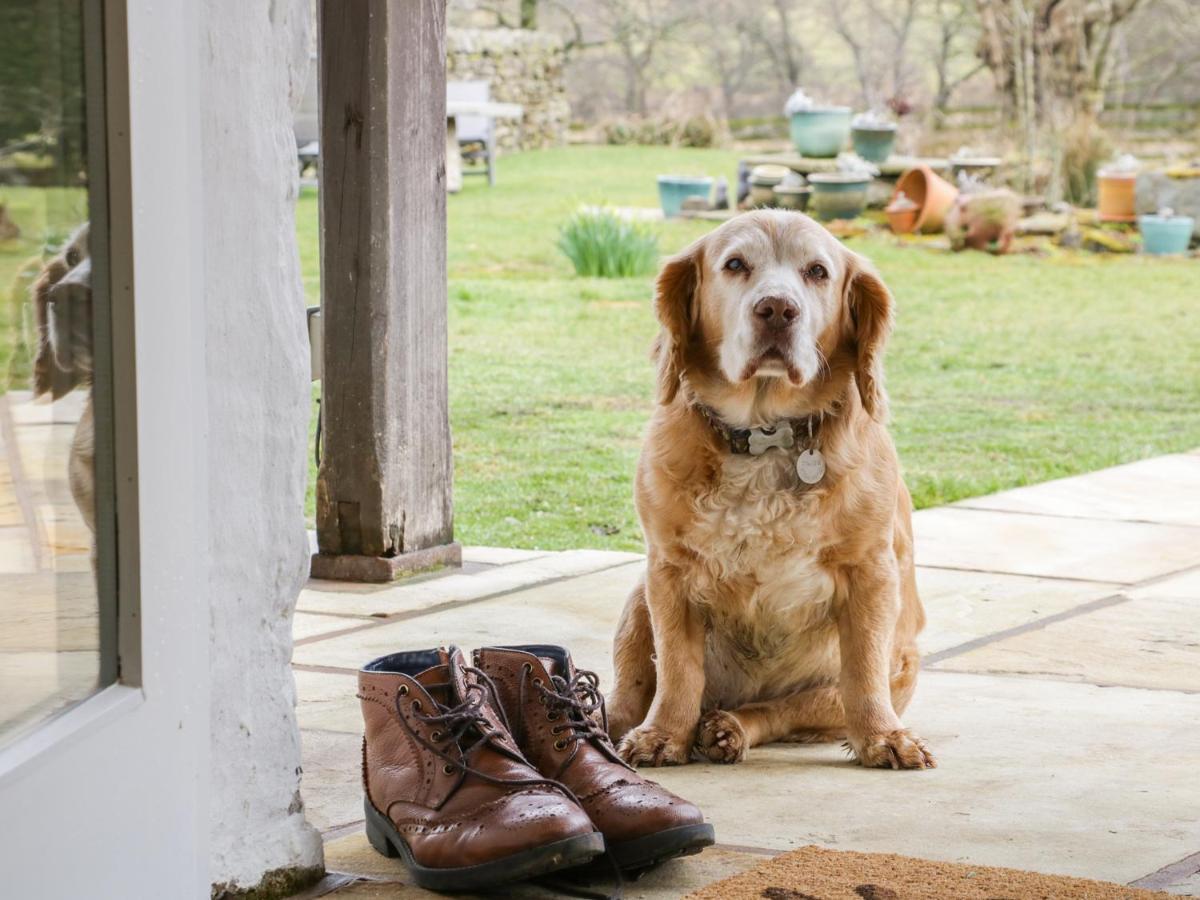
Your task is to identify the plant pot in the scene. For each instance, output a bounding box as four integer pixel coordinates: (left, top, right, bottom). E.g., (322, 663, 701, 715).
(894, 165, 959, 233)
(1097, 173, 1137, 223)
(886, 207, 919, 234)
(1139, 214, 1194, 255)
(748, 164, 792, 207)
(851, 126, 897, 164)
(657, 175, 713, 218)
(788, 107, 852, 158)
(772, 185, 811, 211)
(808, 173, 872, 221)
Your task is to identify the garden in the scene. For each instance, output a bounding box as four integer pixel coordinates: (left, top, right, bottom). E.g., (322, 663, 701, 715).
(291, 144, 1200, 551)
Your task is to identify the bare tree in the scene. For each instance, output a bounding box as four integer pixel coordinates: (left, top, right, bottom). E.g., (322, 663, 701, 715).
(695, 11, 767, 118)
(590, 0, 688, 114)
(975, 0, 1154, 198)
(827, 0, 922, 108)
(745, 0, 807, 101)
(930, 0, 985, 125)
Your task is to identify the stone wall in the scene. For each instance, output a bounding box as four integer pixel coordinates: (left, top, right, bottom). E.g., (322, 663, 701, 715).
(447, 27, 569, 153)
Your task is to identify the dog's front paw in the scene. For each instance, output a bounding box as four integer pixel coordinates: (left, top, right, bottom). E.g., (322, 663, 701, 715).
(695, 709, 747, 764)
(848, 729, 936, 770)
(617, 724, 692, 767)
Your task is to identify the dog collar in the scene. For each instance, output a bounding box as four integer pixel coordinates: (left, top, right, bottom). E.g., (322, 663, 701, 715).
(693, 404, 821, 456)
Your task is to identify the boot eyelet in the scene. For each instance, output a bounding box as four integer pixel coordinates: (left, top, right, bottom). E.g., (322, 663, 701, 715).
(532, 677, 543, 687)
(546, 712, 558, 721)
(397, 684, 409, 696)
(550, 725, 563, 734)
(521, 662, 533, 673)
(411, 700, 422, 712)
(554, 739, 568, 751)
(442, 764, 455, 775)
(430, 730, 442, 741)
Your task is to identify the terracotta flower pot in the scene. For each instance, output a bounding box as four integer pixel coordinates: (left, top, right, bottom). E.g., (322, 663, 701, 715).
(894, 165, 959, 233)
(1098, 173, 1137, 223)
(886, 207, 919, 234)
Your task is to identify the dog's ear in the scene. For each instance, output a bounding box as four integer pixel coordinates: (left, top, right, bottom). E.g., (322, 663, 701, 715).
(652, 240, 704, 405)
(30, 261, 64, 398)
(844, 251, 893, 421)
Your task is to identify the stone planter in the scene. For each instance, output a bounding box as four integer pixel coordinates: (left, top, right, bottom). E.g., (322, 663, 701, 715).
(788, 107, 852, 158)
(657, 175, 713, 218)
(894, 165, 959, 233)
(851, 125, 897, 164)
(747, 164, 792, 207)
(1139, 214, 1194, 255)
(808, 173, 872, 221)
(1098, 172, 1137, 223)
(772, 184, 811, 211)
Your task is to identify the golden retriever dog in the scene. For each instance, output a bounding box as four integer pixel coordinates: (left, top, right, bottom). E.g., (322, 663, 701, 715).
(607, 210, 934, 770)
(31, 224, 95, 538)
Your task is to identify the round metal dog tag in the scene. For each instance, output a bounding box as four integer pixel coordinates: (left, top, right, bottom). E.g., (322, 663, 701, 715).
(796, 448, 826, 485)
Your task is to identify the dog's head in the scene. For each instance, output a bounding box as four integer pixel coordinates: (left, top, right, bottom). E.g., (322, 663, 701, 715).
(652, 210, 893, 421)
(32, 222, 93, 398)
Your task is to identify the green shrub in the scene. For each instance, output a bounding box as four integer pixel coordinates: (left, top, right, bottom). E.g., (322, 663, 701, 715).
(557, 208, 659, 278)
(602, 114, 724, 148)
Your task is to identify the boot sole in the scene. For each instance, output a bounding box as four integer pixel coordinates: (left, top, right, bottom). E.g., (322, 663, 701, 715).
(364, 797, 605, 891)
(608, 822, 716, 871)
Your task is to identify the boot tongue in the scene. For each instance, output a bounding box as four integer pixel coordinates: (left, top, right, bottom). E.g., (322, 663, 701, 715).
(539, 656, 566, 679)
(413, 665, 453, 707)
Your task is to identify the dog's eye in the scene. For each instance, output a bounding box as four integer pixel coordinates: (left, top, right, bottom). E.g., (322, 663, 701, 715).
(65, 249, 79, 267)
(806, 263, 829, 281)
(724, 257, 748, 274)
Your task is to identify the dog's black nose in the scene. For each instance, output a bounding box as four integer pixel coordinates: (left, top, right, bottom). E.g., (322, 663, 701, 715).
(753, 295, 799, 331)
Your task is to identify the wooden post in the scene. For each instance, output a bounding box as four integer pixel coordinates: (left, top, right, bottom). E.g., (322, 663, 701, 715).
(312, 0, 461, 582)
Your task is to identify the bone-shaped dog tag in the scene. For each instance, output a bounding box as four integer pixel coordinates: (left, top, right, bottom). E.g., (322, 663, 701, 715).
(747, 423, 795, 456)
(796, 448, 826, 484)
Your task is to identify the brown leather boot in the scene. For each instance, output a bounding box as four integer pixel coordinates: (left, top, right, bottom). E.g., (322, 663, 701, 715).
(358, 647, 604, 891)
(474, 644, 715, 871)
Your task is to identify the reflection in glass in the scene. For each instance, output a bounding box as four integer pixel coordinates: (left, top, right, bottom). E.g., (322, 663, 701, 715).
(0, 0, 108, 748)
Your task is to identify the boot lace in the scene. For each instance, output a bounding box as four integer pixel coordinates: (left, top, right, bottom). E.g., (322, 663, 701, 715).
(520, 666, 625, 759)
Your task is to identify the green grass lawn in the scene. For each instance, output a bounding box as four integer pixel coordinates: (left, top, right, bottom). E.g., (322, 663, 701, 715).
(5, 146, 1197, 555)
(298, 145, 1200, 552)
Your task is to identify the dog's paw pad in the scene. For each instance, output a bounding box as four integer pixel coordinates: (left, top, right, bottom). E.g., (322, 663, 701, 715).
(851, 729, 936, 770)
(695, 709, 747, 764)
(616, 724, 692, 767)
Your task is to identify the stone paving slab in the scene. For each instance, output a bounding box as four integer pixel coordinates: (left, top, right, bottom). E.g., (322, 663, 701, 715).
(641, 671, 1200, 886)
(319, 836, 762, 898)
(297, 550, 642, 618)
(294, 612, 372, 643)
(294, 669, 359, 735)
(914, 507, 1200, 584)
(936, 581, 1200, 692)
(956, 454, 1200, 527)
(293, 563, 645, 674)
(300, 727, 365, 834)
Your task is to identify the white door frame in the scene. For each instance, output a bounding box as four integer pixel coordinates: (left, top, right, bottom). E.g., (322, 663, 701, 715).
(0, 1, 211, 896)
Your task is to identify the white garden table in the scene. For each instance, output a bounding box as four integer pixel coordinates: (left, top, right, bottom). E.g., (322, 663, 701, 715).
(445, 99, 522, 192)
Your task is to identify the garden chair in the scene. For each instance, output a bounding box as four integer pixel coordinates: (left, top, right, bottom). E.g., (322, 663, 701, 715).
(448, 79, 496, 186)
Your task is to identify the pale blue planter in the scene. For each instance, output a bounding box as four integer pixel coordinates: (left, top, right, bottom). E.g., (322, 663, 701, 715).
(657, 175, 713, 218)
(808, 173, 872, 221)
(788, 107, 852, 158)
(1139, 214, 1194, 255)
(851, 126, 897, 163)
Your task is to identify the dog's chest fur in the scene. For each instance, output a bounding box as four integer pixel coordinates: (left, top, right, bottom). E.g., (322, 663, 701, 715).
(681, 451, 841, 707)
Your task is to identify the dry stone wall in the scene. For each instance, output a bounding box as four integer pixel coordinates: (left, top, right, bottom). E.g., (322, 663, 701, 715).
(447, 27, 569, 153)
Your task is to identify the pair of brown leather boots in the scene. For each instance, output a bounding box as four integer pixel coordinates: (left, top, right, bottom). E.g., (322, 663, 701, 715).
(358, 644, 714, 891)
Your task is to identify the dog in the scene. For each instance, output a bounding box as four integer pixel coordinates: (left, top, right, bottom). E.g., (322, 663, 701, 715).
(31, 223, 96, 538)
(607, 210, 934, 770)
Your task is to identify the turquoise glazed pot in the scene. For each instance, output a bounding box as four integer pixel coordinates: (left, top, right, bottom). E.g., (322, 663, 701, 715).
(788, 107, 852, 158)
(851, 126, 897, 164)
(808, 173, 872, 221)
(657, 175, 713, 218)
(1139, 214, 1194, 255)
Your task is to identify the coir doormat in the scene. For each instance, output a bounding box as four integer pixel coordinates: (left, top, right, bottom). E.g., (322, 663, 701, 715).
(685, 845, 1171, 899)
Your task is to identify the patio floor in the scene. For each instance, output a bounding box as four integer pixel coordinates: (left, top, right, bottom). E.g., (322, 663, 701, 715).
(291, 452, 1200, 898)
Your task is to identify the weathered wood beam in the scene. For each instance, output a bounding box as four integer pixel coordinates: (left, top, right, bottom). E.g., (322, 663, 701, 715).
(312, 0, 460, 582)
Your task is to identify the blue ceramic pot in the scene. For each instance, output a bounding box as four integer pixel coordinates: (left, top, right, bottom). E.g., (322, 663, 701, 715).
(788, 108, 852, 158)
(657, 175, 713, 218)
(808, 173, 872, 221)
(1139, 214, 1194, 255)
(851, 126, 897, 164)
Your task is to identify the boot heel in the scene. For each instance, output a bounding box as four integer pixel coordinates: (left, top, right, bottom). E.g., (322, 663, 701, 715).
(364, 802, 399, 858)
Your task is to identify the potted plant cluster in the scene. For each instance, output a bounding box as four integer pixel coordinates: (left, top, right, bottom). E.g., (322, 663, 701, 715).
(808, 153, 878, 221)
(748, 164, 792, 206)
(850, 110, 897, 164)
(785, 88, 852, 158)
(772, 170, 811, 211)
